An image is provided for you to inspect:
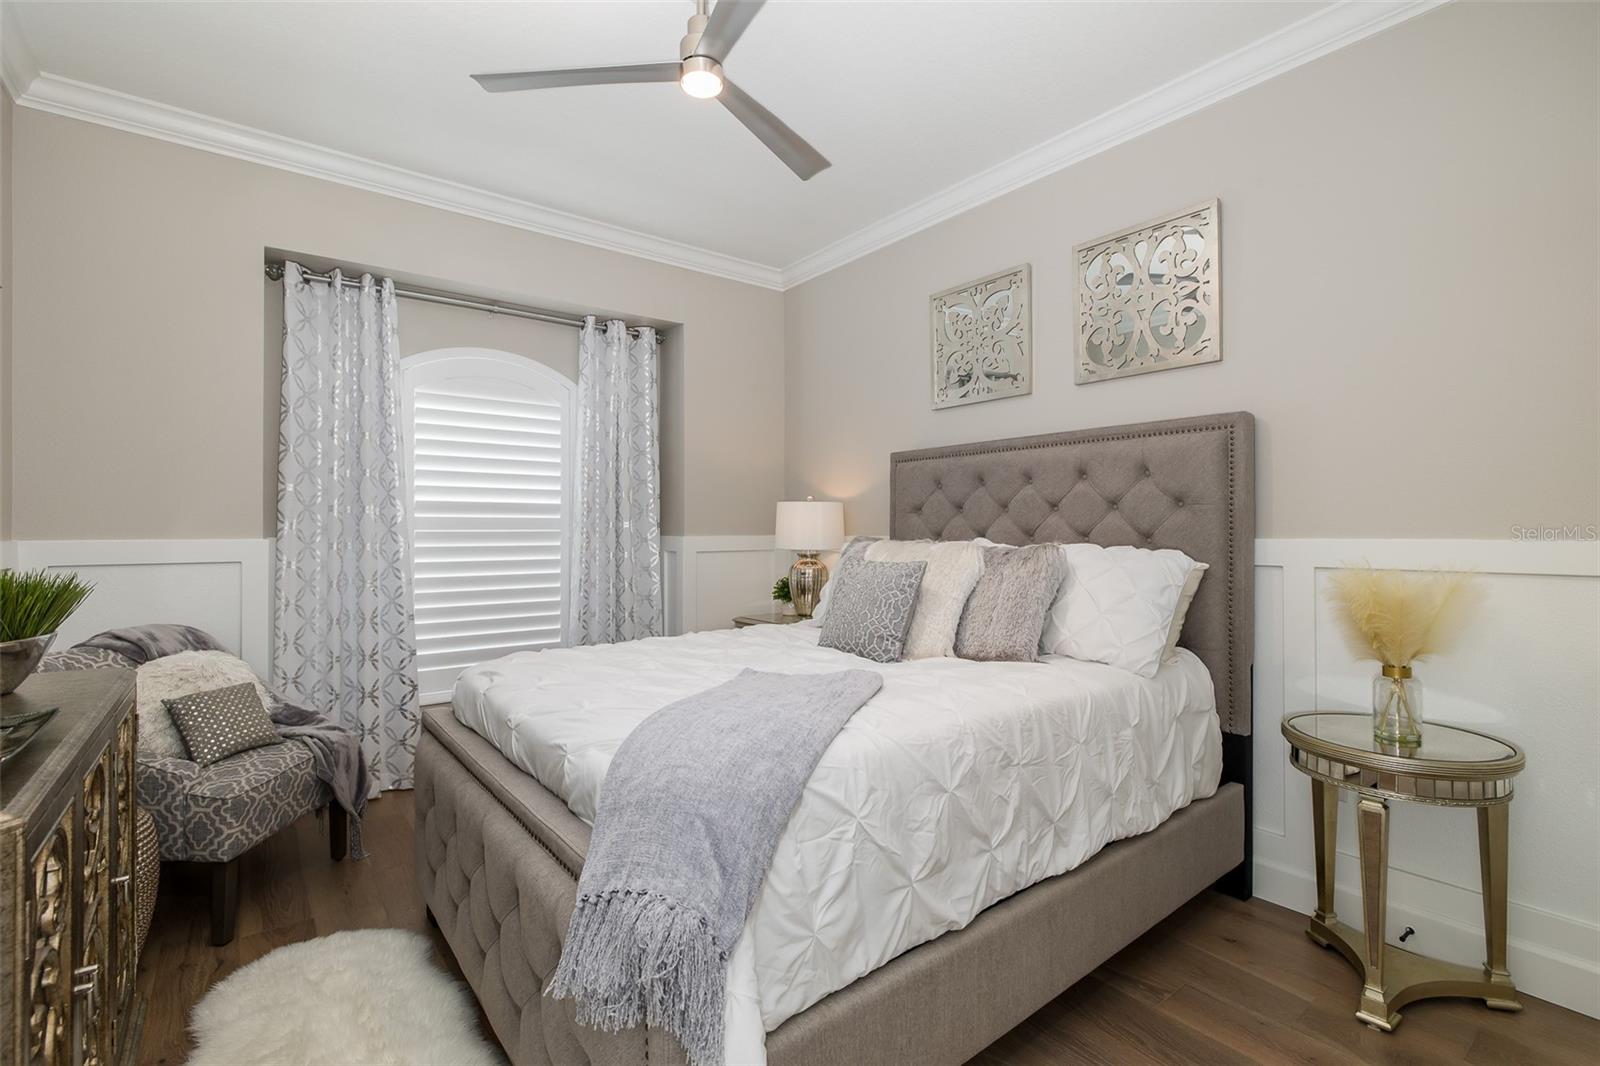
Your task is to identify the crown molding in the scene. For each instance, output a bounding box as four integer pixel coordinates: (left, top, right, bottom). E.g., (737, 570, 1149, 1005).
(13, 72, 787, 289)
(5, 0, 1439, 292)
(778, 0, 1443, 288)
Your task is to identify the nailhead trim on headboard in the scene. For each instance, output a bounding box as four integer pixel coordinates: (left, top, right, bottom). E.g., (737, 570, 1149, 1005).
(889, 412, 1255, 736)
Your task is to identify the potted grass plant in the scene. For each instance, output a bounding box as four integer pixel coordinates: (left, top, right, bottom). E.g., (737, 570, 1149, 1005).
(1326, 566, 1480, 748)
(1, 568, 96, 695)
(772, 576, 796, 616)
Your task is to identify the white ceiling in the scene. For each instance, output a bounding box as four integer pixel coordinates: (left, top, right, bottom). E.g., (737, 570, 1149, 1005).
(6, 1, 1421, 284)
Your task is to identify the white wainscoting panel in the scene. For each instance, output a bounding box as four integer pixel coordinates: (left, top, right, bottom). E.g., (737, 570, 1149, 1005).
(1253, 538, 1600, 1018)
(661, 535, 788, 635)
(11, 540, 274, 677)
(9, 532, 1594, 1014)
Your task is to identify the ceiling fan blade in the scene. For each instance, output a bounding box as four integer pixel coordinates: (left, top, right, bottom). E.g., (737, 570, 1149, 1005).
(695, 0, 767, 63)
(471, 62, 681, 93)
(719, 78, 830, 180)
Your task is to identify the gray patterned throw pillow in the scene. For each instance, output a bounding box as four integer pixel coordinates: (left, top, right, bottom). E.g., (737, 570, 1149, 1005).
(954, 544, 1068, 662)
(819, 559, 927, 663)
(163, 682, 281, 767)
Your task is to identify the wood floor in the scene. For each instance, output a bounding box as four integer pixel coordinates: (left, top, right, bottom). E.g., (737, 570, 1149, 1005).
(136, 793, 1598, 1066)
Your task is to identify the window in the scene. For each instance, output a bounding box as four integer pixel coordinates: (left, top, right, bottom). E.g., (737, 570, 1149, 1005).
(402, 348, 575, 703)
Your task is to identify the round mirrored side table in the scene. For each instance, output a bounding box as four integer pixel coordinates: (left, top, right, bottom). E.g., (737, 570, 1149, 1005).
(1281, 711, 1526, 1031)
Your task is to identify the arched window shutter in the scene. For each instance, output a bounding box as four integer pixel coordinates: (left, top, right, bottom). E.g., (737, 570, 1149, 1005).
(402, 348, 576, 703)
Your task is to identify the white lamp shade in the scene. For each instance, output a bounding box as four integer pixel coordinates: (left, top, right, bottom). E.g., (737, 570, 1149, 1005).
(775, 499, 844, 551)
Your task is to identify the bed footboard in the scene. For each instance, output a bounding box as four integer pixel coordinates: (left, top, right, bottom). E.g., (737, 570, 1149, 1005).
(415, 732, 690, 1066)
(417, 706, 1244, 1066)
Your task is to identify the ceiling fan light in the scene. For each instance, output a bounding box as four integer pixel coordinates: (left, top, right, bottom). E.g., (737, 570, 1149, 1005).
(679, 56, 724, 99)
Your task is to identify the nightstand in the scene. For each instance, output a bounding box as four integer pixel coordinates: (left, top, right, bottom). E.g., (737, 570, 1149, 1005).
(1282, 711, 1526, 1031)
(732, 613, 806, 628)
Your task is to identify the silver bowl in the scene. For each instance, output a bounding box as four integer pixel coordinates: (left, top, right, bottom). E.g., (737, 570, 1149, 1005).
(0, 633, 57, 696)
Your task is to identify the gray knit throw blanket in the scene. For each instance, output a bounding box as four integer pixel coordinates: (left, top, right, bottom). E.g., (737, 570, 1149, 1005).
(547, 667, 882, 1066)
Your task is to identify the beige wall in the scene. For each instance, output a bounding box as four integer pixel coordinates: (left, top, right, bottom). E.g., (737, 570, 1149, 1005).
(783, 2, 1600, 539)
(9, 109, 786, 539)
(1, 87, 12, 541)
(9, 2, 1598, 547)
(396, 299, 579, 380)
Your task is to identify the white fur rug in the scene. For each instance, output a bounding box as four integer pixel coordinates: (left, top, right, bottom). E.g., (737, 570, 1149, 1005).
(187, 929, 505, 1066)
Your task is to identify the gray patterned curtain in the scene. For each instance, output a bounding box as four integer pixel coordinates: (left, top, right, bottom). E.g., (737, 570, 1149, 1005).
(274, 262, 420, 794)
(572, 317, 664, 644)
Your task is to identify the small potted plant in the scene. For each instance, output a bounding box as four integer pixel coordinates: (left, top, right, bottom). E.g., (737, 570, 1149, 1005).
(772, 576, 796, 617)
(1, 568, 96, 695)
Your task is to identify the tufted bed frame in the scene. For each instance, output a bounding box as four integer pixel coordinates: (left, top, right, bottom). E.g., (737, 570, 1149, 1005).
(416, 411, 1255, 1066)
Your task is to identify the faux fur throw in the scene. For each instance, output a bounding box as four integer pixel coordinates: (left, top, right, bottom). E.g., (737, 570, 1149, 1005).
(547, 668, 882, 1066)
(135, 651, 277, 760)
(273, 701, 371, 860)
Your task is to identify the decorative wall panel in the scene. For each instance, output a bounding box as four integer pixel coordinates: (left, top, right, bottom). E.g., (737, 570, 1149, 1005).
(1075, 201, 1220, 383)
(660, 535, 789, 635)
(930, 266, 1032, 409)
(13, 539, 273, 678)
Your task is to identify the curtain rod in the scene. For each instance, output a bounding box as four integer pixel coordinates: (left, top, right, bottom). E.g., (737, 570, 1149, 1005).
(263, 262, 649, 335)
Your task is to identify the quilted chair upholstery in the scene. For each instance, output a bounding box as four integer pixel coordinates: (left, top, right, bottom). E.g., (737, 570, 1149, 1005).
(136, 742, 327, 863)
(36, 645, 134, 672)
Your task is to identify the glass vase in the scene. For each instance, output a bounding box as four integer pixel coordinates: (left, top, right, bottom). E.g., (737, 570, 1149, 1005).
(1372, 665, 1423, 748)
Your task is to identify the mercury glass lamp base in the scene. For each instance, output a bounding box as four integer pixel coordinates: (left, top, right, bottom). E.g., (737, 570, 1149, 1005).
(789, 554, 828, 619)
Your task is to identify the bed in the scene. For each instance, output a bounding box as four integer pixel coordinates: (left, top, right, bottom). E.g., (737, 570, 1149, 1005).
(415, 411, 1255, 1066)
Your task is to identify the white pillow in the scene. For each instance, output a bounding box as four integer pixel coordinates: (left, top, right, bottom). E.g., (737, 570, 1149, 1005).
(135, 650, 275, 760)
(1040, 544, 1207, 678)
(1161, 563, 1208, 664)
(863, 539, 985, 658)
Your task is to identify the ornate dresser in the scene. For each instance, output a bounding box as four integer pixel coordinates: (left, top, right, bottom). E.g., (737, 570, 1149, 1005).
(1, 670, 141, 1066)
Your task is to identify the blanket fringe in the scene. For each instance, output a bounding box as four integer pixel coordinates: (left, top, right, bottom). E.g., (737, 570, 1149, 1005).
(547, 891, 727, 1066)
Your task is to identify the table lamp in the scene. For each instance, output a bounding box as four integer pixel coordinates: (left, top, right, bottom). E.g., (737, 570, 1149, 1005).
(775, 497, 845, 618)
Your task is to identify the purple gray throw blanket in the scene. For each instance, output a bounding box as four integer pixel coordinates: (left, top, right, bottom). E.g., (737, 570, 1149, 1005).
(272, 701, 370, 860)
(547, 668, 882, 1066)
(78, 623, 226, 664)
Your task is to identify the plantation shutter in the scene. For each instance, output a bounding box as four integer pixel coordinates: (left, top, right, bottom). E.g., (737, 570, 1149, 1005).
(403, 350, 575, 703)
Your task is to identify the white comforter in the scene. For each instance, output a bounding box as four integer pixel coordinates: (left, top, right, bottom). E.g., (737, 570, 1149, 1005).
(453, 622, 1221, 1065)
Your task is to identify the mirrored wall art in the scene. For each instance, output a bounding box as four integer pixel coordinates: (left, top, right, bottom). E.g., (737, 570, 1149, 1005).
(1075, 200, 1220, 384)
(930, 265, 1032, 409)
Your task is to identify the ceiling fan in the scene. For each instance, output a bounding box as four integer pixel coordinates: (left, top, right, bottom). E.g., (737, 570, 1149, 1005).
(471, 0, 829, 180)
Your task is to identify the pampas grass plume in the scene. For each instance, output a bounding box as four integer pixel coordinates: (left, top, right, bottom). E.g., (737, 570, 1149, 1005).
(1326, 565, 1482, 667)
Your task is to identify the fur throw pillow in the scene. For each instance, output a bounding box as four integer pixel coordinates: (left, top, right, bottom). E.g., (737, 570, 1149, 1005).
(955, 545, 1068, 663)
(864, 539, 985, 658)
(136, 651, 276, 761)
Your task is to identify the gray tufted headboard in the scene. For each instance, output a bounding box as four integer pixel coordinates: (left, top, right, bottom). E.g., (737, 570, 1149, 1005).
(890, 411, 1254, 737)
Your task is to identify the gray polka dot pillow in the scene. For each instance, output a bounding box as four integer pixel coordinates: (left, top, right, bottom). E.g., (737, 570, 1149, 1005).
(162, 682, 281, 766)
